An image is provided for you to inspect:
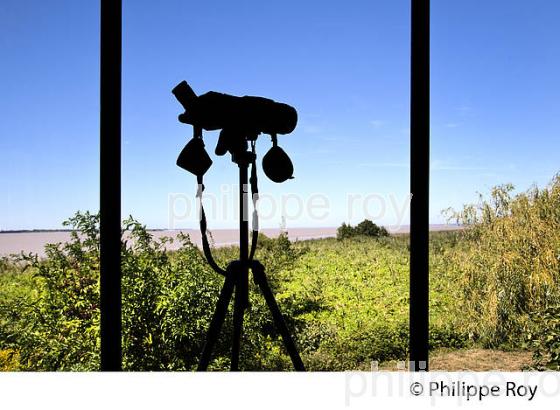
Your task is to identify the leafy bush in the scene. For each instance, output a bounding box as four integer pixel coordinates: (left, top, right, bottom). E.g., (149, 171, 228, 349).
(336, 220, 389, 240)
(442, 174, 560, 360)
(0, 349, 20, 371)
(0, 257, 11, 274)
(529, 304, 560, 370)
(0, 212, 310, 370)
(336, 223, 355, 240)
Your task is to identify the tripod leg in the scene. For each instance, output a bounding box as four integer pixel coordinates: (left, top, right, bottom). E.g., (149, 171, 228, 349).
(230, 258, 249, 371)
(230, 279, 246, 371)
(252, 262, 306, 371)
(198, 273, 235, 371)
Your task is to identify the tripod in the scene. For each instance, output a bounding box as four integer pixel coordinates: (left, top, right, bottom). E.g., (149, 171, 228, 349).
(197, 146, 305, 371)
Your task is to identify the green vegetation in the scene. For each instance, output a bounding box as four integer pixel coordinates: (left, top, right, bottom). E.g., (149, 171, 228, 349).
(441, 175, 560, 369)
(1, 174, 559, 371)
(336, 219, 389, 240)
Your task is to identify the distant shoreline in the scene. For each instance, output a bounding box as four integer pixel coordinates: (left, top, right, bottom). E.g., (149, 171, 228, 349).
(0, 224, 461, 234)
(0, 229, 74, 234)
(0, 229, 171, 234)
(0, 224, 462, 257)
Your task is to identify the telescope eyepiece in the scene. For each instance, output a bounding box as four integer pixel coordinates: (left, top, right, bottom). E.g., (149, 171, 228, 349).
(172, 81, 197, 110)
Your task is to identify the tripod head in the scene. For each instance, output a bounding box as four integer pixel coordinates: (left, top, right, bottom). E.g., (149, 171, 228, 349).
(173, 81, 296, 183)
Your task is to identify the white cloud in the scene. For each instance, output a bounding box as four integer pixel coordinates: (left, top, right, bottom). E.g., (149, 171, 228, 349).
(456, 105, 472, 116)
(370, 120, 385, 128)
(444, 122, 461, 128)
(431, 159, 487, 171)
(358, 162, 409, 168)
(303, 125, 322, 134)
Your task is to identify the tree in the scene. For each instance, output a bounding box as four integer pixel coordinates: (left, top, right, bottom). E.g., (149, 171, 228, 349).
(337, 220, 389, 240)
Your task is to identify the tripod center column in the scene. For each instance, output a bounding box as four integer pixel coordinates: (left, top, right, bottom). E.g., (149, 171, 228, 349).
(239, 160, 249, 264)
(237, 153, 251, 309)
(230, 151, 252, 370)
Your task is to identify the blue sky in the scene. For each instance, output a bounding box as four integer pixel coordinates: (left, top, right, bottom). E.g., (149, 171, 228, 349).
(1, 0, 559, 230)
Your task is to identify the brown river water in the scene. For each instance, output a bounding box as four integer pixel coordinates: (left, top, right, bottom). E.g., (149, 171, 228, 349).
(0, 225, 460, 257)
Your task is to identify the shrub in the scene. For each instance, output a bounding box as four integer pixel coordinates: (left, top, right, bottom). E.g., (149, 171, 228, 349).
(0, 349, 20, 371)
(442, 174, 560, 353)
(336, 220, 389, 240)
(0, 212, 309, 370)
(529, 304, 560, 370)
(0, 257, 11, 274)
(336, 223, 355, 240)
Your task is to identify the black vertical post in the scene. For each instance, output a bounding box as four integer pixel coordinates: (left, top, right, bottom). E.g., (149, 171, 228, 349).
(100, 0, 122, 371)
(410, 0, 430, 371)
